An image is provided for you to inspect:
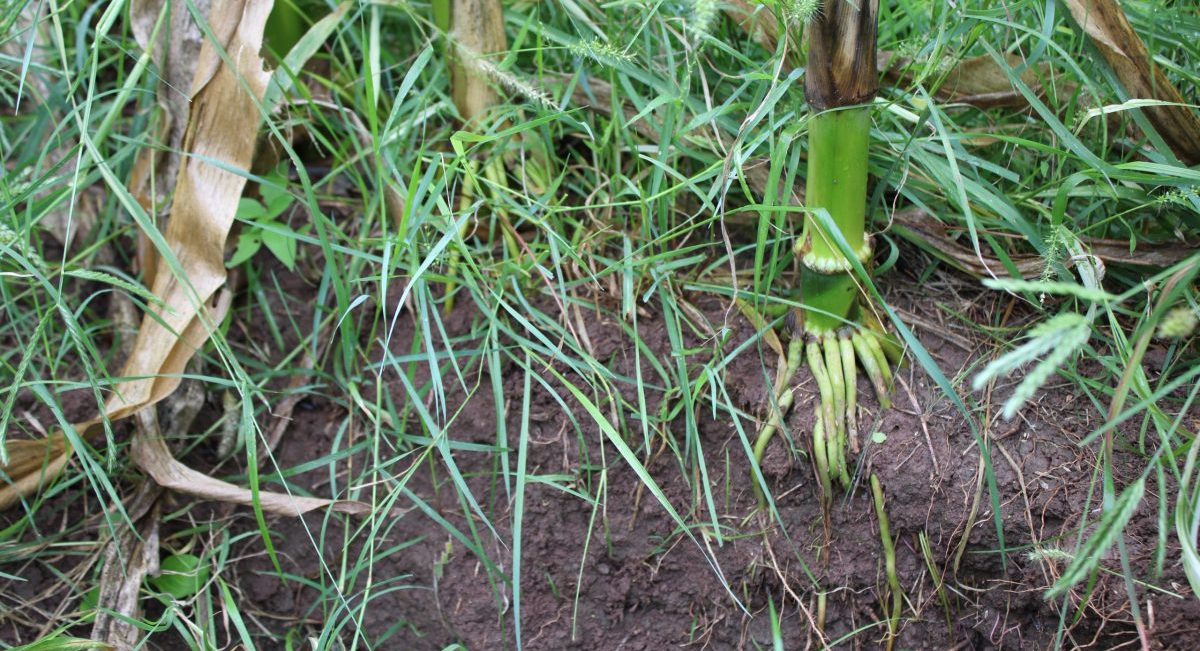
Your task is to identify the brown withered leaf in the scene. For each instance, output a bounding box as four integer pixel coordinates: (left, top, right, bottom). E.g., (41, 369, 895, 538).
(1, 437, 71, 506)
(128, 0, 212, 284)
(131, 411, 369, 516)
(1, 0, 366, 516)
(891, 209, 1197, 278)
(885, 52, 1067, 110)
(112, 0, 275, 422)
(935, 54, 1041, 107)
(129, 0, 213, 192)
(1063, 0, 1200, 164)
(724, 0, 787, 63)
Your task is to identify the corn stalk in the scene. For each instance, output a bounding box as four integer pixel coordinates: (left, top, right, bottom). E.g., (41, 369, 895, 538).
(433, 0, 506, 123)
(753, 0, 898, 504)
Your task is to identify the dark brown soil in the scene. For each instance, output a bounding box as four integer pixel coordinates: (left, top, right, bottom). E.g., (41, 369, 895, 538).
(210, 270, 1200, 650)
(3, 266, 1199, 650)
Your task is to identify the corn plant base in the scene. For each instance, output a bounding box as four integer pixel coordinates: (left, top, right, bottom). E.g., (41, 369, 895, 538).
(752, 309, 898, 507)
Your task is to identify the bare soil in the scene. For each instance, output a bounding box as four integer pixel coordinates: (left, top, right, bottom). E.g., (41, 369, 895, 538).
(3, 263, 1199, 650)
(210, 266, 1200, 649)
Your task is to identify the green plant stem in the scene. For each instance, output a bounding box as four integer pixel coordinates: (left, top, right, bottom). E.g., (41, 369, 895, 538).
(443, 159, 479, 312)
(799, 261, 859, 336)
(919, 531, 954, 631)
(798, 0, 877, 335)
(799, 107, 871, 334)
(803, 107, 871, 274)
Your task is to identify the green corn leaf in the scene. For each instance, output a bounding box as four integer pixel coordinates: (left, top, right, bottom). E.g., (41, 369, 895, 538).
(1046, 477, 1145, 599)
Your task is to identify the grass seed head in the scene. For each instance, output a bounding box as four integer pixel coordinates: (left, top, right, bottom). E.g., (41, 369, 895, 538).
(1157, 306, 1199, 339)
(688, 0, 719, 41)
(782, 0, 822, 27)
(569, 38, 634, 66)
(455, 41, 556, 112)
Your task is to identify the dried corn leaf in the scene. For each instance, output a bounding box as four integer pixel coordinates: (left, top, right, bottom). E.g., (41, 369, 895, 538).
(128, 0, 212, 283)
(887, 52, 1067, 110)
(129, 0, 212, 194)
(892, 209, 1197, 278)
(102, 0, 273, 430)
(1063, 0, 1200, 164)
(1, 437, 70, 505)
(724, 0, 786, 63)
(131, 411, 369, 516)
(0, 0, 365, 516)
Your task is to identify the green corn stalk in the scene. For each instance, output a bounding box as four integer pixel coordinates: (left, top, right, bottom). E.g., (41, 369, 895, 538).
(753, 0, 898, 505)
(799, 0, 879, 332)
(798, 107, 871, 334)
(800, 0, 894, 494)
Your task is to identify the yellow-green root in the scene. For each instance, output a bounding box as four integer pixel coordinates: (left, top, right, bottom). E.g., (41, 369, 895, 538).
(781, 333, 806, 394)
(863, 329, 893, 391)
(752, 335, 805, 506)
(871, 474, 903, 651)
(852, 330, 891, 410)
(807, 341, 838, 452)
(812, 409, 832, 501)
(824, 334, 847, 485)
(840, 334, 859, 454)
(752, 322, 899, 506)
